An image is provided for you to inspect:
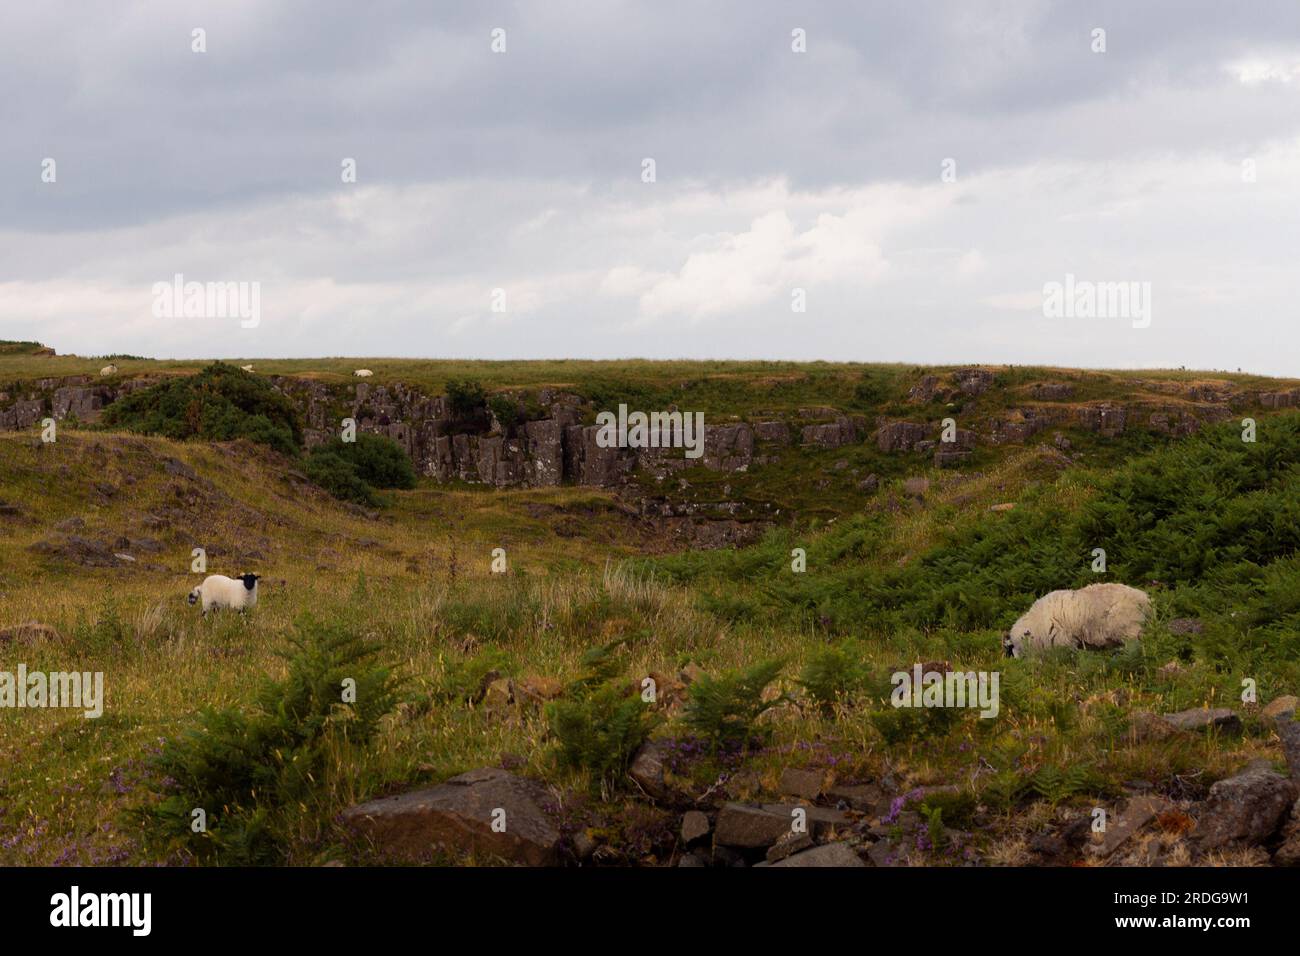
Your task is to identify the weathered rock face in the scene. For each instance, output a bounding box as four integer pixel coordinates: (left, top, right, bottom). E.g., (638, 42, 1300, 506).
(934, 427, 977, 468)
(907, 375, 942, 403)
(702, 424, 755, 470)
(340, 767, 561, 865)
(1076, 403, 1127, 436)
(989, 407, 1061, 444)
(0, 367, 1268, 501)
(753, 420, 791, 444)
(1260, 389, 1300, 409)
(1027, 382, 1075, 400)
(801, 418, 855, 449)
(51, 383, 110, 423)
(565, 425, 636, 487)
(876, 421, 931, 453)
(0, 399, 43, 430)
(954, 367, 994, 396)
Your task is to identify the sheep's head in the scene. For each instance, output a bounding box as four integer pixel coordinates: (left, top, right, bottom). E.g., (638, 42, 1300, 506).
(1003, 630, 1028, 659)
(239, 573, 261, 591)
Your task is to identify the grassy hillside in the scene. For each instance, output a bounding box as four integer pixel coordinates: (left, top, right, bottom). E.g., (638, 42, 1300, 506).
(1, 354, 1298, 867)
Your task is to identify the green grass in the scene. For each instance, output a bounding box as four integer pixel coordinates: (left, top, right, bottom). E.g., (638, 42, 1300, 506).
(2, 355, 1298, 867)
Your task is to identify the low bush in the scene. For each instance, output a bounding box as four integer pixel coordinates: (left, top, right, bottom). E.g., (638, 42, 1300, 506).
(102, 363, 301, 455)
(682, 659, 785, 751)
(304, 432, 416, 505)
(136, 617, 400, 864)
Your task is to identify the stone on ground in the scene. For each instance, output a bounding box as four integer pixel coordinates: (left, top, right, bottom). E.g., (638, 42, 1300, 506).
(341, 767, 560, 866)
(1086, 795, 1170, 859)
(1162, 708, 1242, 734)
(1195, 761, 1298, 852)
(769, 842, 865, 867)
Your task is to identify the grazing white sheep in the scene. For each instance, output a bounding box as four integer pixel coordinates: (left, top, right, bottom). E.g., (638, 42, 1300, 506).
(353, 369, 374, 378)
(100, 364, 118, 376)
(1004, 583, 1151, 658)
(240, 364, 254, 372)
(188, 573, 260, 615)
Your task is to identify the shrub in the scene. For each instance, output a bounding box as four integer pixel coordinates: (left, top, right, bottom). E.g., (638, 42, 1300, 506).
(136, 617, 400, 864)
(547, 684, 658, 788)
(867, 703, 959, 746)
(438, 648, 512, 705)
(917, 788, 978, 829)
(304, 451, 379, 506)
(797, 643, 867, 712)
(446, 379, 486, 419)
(487, 394, 520, 430)
(682, 659, 785, 750)
(304, 432, 416, 505)
(101, 362, 301, 455)
(851, 374, 889, 408)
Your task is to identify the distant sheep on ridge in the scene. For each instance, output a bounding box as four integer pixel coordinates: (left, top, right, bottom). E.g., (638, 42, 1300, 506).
(354, 369, 374, 378)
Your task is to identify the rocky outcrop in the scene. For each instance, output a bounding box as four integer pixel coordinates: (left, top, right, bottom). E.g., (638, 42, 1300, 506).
(1076, 403, 1127, 436)
(989, 409, 1054, 444)
(753, 420, 791, 444)
(934, 427, 977, 468)
(954, 367, 994, 396)
(876, 421, 931, 453)
(0, 368, 1280, 496)
(801, 417, 855, 449)
(0, 399, 43, 430)
(1259, 389, 1300, 409)
(340, 767, 562, 865)
(1026, 382, 1075, 400)
(1194, 761, 1298, 852)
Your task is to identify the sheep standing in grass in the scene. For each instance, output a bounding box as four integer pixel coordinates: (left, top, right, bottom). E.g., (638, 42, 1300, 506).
(100, 364, 118, 377)
(188, 573, 260, 615)
(1003, 583, 1151, 658)
(354, 369, 373, 378)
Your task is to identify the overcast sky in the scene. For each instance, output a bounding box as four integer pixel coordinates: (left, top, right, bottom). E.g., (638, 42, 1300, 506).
(2, 1, 1299, 372)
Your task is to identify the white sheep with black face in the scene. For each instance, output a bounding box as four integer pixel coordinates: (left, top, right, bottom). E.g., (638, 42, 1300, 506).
(188, 573, 260, 615)
(1003, 583, 1151, 658)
